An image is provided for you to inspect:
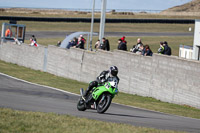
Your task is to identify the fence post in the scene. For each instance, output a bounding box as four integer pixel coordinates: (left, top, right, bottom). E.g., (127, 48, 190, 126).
(43, 47, 48, 72)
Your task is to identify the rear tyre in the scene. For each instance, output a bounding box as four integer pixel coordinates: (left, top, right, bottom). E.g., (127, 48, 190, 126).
(97, 94, 112, 114)
(77, 98, 86, 111)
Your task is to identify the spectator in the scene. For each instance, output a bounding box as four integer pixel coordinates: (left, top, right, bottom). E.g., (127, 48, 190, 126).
(143, 45, 153, 56)
(139, 44, 145, 54)
(30, 35, 37, 43)
(163, 41, 171, 56)
(30, 35, 39, 47)
(121, 36, 127, 44)
(158, 42, 165, 54)
(30, 40, 39, 47)
(100, 37, 110, 51)
(80, 35, 86, 45)
(13, 38, 22, 45)
(131, 38, 143, 53)
(118, 39, 127, 51)
(5, 28, 12, 37)
(94, 39, 100, 50)
(67, 37, 78, 49)
(72, 37, 78, 47)
(57, 41, 61, 47)
(75, 37, 84, 49)
(137, 44, 144, 55)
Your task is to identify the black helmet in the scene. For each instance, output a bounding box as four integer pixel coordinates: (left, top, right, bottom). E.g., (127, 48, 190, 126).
(110, 66, 118, 77)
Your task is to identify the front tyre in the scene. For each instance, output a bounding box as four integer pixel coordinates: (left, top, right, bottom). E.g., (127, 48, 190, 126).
(97, 94, 112, 114)
(77, 98, 86, 111)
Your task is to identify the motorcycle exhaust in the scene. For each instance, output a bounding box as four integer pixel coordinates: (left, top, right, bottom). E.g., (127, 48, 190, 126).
(80, 88, 84, 96)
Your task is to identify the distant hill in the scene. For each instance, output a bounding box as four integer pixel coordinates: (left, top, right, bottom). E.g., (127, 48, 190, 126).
(163, 0, 200, 12)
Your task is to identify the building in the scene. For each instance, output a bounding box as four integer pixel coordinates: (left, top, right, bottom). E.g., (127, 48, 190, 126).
(193, 20, 200, 60)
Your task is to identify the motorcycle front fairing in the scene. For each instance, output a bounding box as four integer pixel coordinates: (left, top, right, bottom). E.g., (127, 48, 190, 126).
(92, 81, 118, 101)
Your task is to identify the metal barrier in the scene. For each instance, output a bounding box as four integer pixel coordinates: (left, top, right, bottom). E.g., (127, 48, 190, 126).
(0, 16, 195, 24)
(1, 22, 26, 43)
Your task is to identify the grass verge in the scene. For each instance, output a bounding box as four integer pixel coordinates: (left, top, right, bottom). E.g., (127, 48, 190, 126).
(0, 60, 200, 119)
(0, 108, 184, 133)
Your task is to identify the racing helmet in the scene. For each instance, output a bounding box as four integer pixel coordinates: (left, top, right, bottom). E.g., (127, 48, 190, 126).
(109, 66, 118, 77)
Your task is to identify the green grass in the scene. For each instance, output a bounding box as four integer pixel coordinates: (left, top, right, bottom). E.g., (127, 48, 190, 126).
(26, 36, 193, 56)
(0, 60, 87, 94)
(0, 60, 200, 119)
(0, 108, 184, 133)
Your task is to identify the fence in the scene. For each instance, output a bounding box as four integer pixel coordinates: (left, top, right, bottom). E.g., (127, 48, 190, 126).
(0, 16, 195, 24)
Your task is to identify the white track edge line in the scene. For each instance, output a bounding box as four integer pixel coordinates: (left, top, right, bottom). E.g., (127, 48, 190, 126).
(0, 72, 80, 96)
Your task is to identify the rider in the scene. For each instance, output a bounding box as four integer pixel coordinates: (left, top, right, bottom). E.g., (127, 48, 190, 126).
(83, 66, 120, 99)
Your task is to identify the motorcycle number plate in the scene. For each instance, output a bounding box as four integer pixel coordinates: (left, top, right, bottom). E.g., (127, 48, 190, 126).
(105, 83, 110, 89)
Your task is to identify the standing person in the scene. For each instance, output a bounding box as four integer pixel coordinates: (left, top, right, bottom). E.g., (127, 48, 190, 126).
(131, 38, 143, 53)
(117, 39, 127, 51)
(121, 36, 127, 44)
(163, 41, 171, 56)
(30, 35, 39, 47)
(100, 38, 110, 51)
(94, 40, 100, 50)
(80, 35, 86, 45)
(57, 41, 61, 47)
(5, 28, 12, 37)
(158, 42, 165, 54)
(75, 37, 84, 49)
(31, 35, 37, 42)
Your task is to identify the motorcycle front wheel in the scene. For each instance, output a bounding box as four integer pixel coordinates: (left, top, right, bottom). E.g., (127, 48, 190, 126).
(97, 94, 112, 114)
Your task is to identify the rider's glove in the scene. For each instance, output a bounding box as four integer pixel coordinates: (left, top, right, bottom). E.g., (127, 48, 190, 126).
(97, 75, 106, 83)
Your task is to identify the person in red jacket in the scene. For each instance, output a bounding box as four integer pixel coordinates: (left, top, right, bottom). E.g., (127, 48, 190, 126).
(121, 36, 127, 44)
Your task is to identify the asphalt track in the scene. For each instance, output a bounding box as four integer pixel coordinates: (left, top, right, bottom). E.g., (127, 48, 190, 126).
(25, 31, 193, 39)
(0, 73, 200, 133)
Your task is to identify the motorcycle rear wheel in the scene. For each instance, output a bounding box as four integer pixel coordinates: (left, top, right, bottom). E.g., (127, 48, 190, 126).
(77, 98, 86, 111)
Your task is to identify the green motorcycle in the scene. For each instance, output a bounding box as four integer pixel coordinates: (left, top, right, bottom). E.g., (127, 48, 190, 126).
(77, 81, 118, 114)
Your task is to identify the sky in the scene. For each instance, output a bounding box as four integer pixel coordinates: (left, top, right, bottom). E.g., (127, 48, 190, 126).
(0, 0, 193, 11)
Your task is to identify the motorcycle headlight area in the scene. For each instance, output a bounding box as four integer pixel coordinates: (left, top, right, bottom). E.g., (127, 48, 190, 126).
(105, 83, 111, 89)
(109, 81, 117, 88)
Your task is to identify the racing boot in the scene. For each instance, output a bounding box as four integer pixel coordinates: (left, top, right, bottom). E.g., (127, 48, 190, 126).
(82, 81, 98, 101)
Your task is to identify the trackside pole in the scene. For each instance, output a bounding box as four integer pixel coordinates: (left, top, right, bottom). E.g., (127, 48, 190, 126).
(99, 0, 107, 44)
(89, 0, 95, 51)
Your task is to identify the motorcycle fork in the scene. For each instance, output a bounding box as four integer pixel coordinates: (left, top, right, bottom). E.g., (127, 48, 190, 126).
(99, 94, 105, 104)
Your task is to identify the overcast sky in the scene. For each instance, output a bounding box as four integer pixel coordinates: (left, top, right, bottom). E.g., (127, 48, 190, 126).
(0, 0, 192, 11)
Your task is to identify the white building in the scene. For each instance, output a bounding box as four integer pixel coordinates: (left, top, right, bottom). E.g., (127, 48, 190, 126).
(179, 45, 193, 59)
(193, 20, 200, 60)
(179, 20, 200, 61)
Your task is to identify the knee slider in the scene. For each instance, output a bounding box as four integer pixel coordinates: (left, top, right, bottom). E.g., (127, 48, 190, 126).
(89, 81, 98, 87)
